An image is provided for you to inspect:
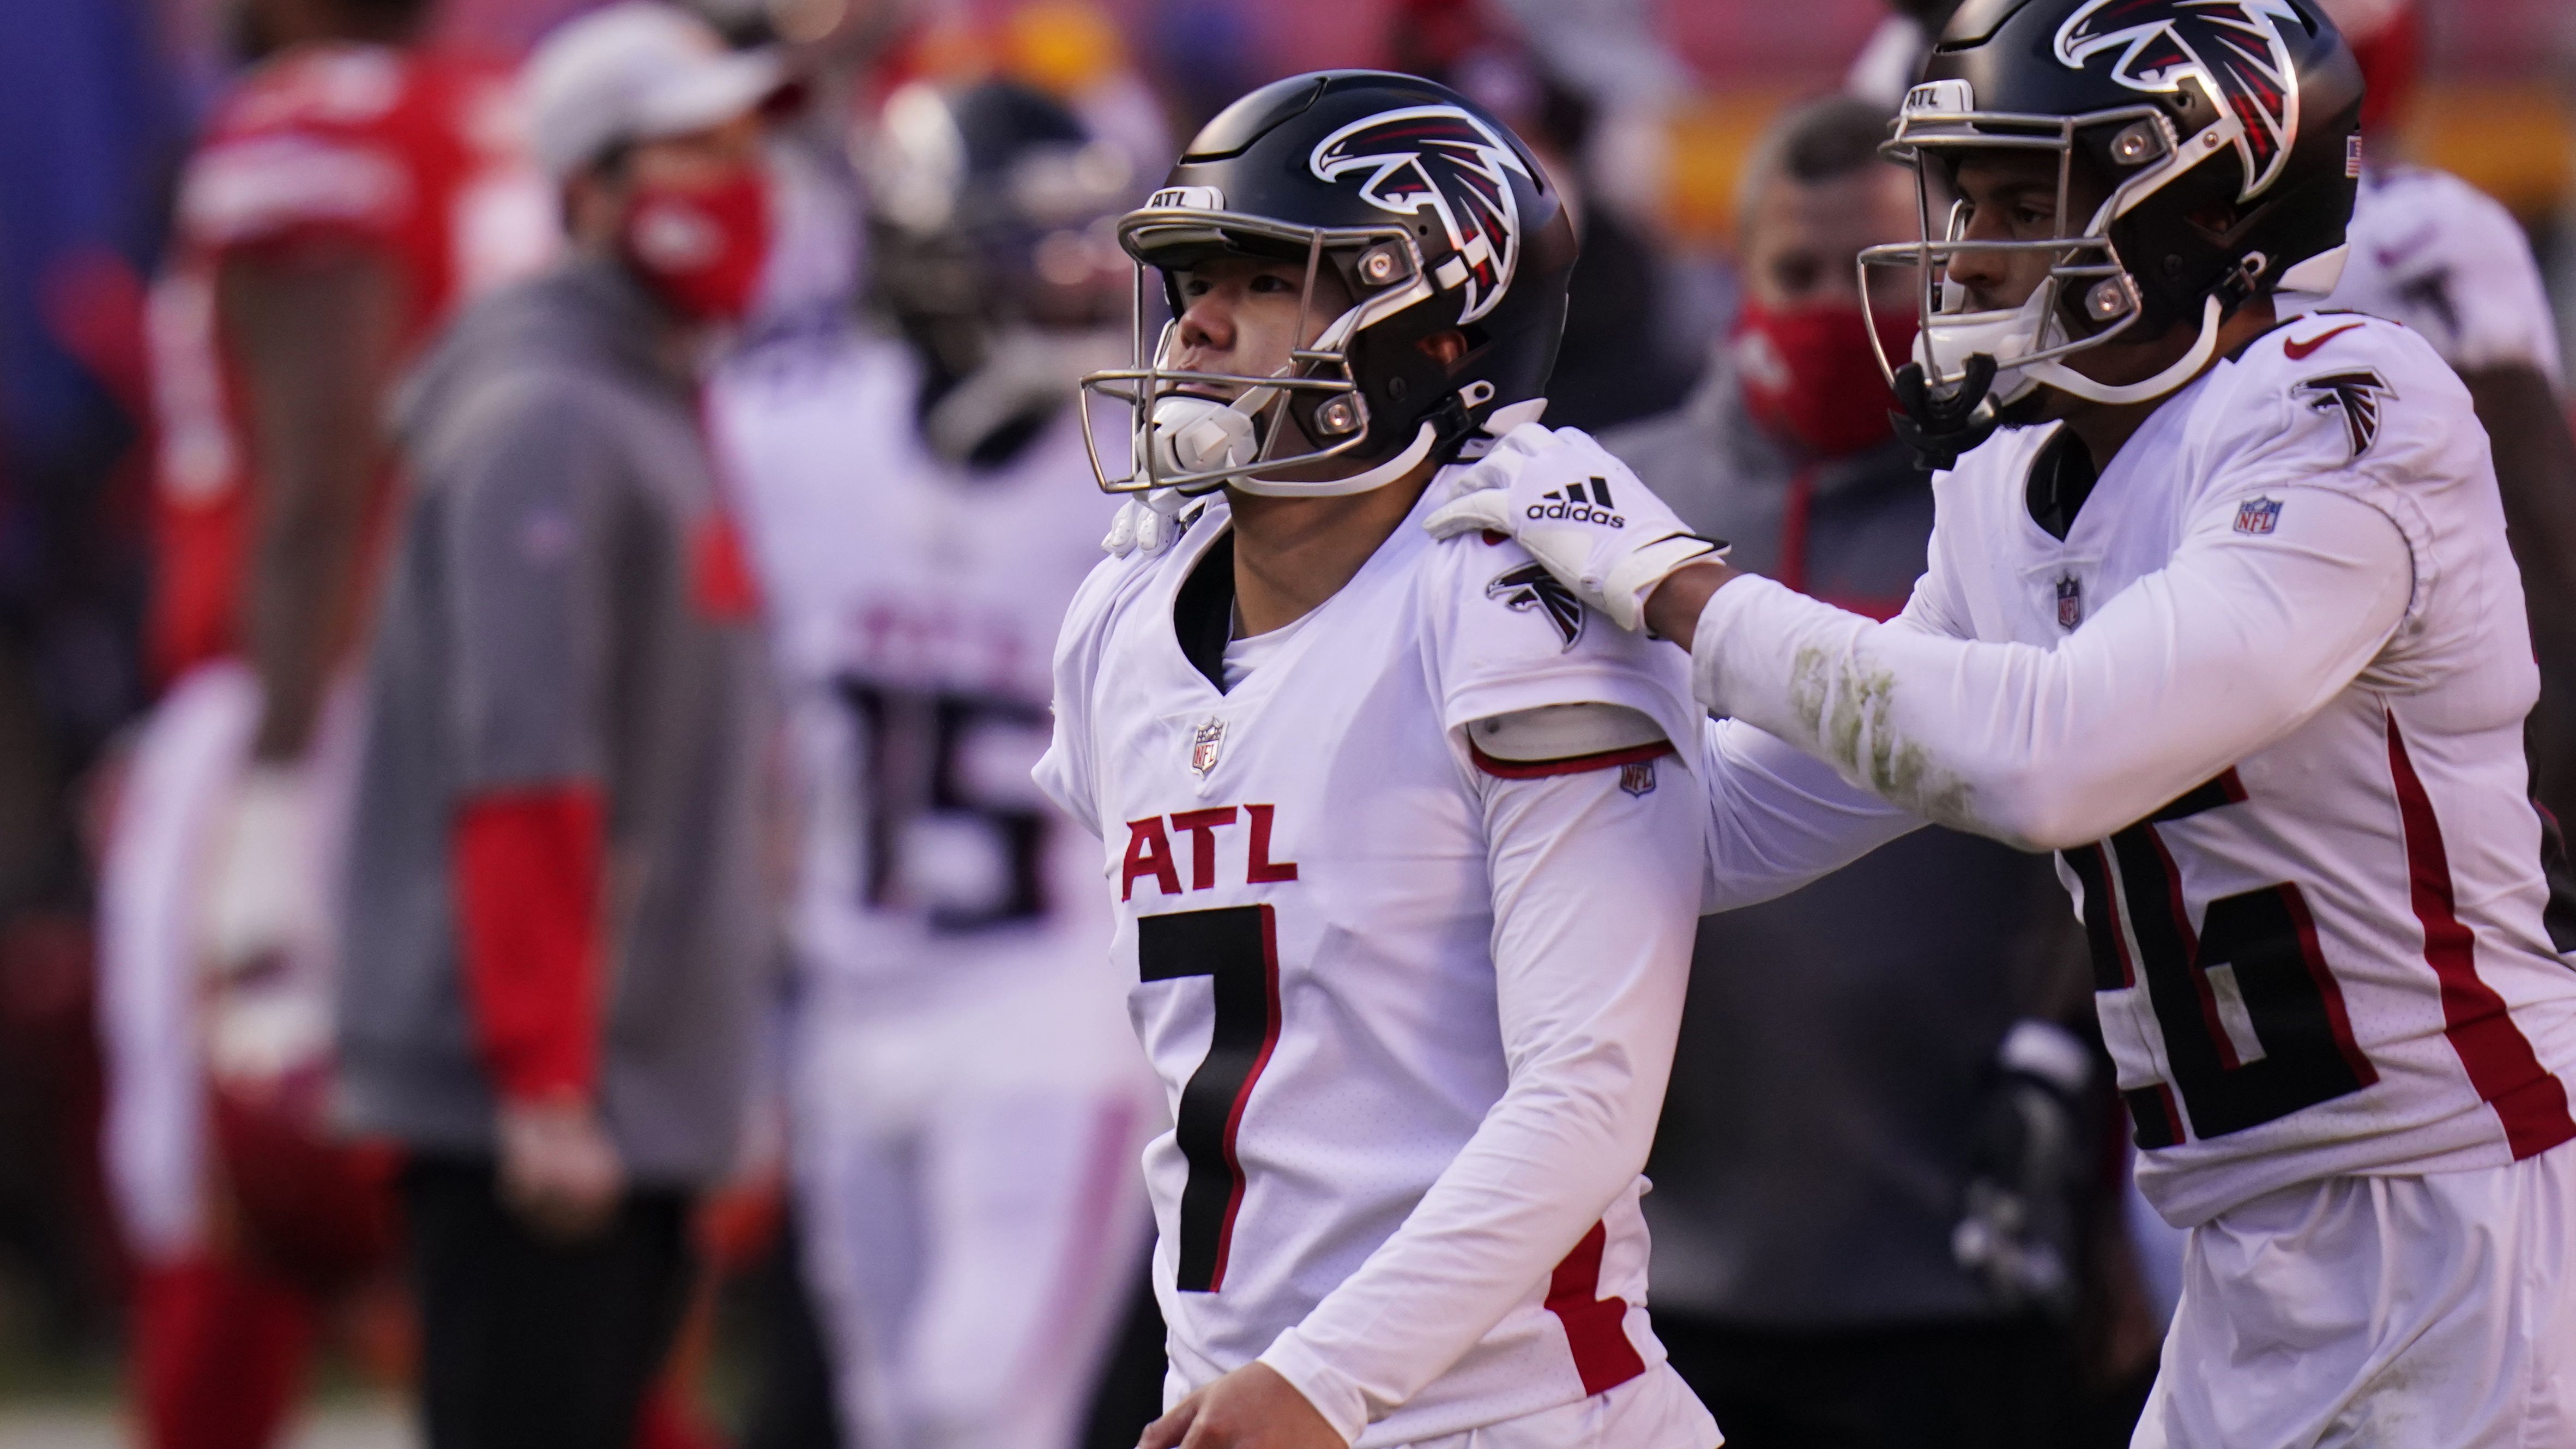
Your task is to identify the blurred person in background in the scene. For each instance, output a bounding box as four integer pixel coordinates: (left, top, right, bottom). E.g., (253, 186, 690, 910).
(330, 5, 783, 1446)
(1390, 0, 1702, 433)
(709, 77, 1161, 1449)
(98, 0, 551, 1441)
(1600, 94, 2119, 1449)
(2309, 0, 2576, 833)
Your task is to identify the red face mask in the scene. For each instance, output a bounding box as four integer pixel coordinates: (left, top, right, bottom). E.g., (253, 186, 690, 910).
(618, 171, 771, 322)
(1730, 300, 1917, 458)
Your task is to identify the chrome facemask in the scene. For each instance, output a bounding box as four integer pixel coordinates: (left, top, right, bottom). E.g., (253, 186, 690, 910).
(1077, 208, 1441, 497)
(1857, 85, 2231, 414)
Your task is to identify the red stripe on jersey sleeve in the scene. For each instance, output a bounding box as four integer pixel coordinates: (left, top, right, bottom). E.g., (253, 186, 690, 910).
(2386, 713, 2576, 1158)
(1468, 739, 1674, 780)
(1545, 1221, 1646, 1397)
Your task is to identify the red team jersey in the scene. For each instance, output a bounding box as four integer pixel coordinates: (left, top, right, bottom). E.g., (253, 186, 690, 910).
(146, 42, 551, 680)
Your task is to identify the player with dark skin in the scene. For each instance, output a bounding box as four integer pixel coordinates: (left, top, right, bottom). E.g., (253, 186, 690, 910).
(1643, 149, 2282, 648)
(224, 0, 432, 766)
(1136, 252, 1463, 1449)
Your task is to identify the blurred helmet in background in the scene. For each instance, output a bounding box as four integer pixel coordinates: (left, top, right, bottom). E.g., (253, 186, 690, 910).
(865, 79, 1137, 466)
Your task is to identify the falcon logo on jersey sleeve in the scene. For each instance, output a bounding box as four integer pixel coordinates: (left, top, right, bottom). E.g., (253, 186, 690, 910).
(2054, 0, 2302, 200)
(2293, 369, 2395, 461)
(1311, 105, 1530, 324)
(1487, 562, 1585, 650)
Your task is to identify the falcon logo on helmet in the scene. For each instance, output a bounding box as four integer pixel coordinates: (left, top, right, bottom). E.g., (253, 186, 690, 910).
(2054, 0, 2305, 200)
(1311, 106, 1530, 324)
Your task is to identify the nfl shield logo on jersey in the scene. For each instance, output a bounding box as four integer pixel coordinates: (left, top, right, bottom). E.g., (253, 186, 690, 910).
(1190, 717, 1226, 778)
(2055, 573, 2083, 632)
(2236, 497, 2284, 535)
(1619, 759, 1657, 797)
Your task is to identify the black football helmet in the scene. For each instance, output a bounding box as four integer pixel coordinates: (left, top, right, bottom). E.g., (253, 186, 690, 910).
(1078, 70, 1578, 497)
(865, 80, 1137, 466)
(1860, 0, 2365, 429)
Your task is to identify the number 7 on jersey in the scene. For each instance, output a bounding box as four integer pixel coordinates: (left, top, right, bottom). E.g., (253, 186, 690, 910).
(1139, 904, 1284, 1293)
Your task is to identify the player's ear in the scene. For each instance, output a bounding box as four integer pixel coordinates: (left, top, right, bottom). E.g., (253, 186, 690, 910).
(1420, 329, 1469, 368)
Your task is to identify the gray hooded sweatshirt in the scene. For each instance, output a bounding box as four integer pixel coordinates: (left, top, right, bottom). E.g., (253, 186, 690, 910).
(336, 257, 773, 1187)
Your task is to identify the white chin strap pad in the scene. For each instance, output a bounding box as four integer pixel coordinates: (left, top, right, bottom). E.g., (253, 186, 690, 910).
(2025, 294, 2224, 407)
(1150, 395, 1263, 479)
(1919, 288, 2051, 407)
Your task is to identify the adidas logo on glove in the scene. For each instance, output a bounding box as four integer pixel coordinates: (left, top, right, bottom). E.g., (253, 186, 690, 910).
(1527, 477, 1625, 528)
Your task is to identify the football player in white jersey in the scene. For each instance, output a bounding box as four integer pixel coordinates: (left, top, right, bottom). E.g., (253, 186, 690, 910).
(708, 81, 1161, 1449)
(1040, 71, 1720, 1449)
(1432, 2, 2576, 1445)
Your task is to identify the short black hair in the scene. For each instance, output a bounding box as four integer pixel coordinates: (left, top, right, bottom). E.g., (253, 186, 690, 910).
(1735, 94, 1899, 238)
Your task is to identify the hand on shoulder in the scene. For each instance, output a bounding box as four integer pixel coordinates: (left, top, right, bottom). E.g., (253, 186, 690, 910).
(1422, 423, 1726, 632)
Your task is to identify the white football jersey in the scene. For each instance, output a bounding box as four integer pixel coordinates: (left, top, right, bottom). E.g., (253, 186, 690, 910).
(1035, 485, 1710, 1445)
(2322, 165, 2563, 385)
(1692, 315, 2576, 1227)
(711, 333, 1120, 1001)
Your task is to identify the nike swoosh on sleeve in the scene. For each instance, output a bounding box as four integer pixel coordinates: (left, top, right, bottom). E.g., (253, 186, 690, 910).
(2284, 322, 2366, 360)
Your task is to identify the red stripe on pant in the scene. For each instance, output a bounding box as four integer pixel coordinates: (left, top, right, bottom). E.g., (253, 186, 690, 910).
(135, 1257, 316, 1449)
(2386, 712, 2576, 1157)
(1544, 1221, 1647, 1397)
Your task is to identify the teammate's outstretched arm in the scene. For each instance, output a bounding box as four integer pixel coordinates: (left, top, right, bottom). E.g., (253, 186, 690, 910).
(1432, 422, 2415, 851)
(226, 249, 407, 765)
(1697, 715, 1923, 910)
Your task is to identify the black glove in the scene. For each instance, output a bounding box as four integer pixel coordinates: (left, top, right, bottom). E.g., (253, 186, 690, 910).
(1890, 354, 2001, 472)
(1952, 1019, 2092, 1320)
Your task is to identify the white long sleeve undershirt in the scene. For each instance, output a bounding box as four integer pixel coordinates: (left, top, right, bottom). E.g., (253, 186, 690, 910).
(1689, 482, 2415, 852)
(1257, 751, 1703, 1442)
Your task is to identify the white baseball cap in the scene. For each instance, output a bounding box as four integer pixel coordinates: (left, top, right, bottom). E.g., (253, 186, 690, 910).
(523, 2, 788, 179)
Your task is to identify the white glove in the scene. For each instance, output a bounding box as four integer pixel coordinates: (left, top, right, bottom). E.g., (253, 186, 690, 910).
(1422, 423, 1722, 631)
(1102, 486, 1198, 559)
(198, 763, 325, 978)
(197, 761, 334, 1084)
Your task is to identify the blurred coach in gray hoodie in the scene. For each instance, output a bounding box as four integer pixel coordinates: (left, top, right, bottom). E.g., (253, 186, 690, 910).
(335, 8, 783, 1447)
(1604, 95, 2112, 1449)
